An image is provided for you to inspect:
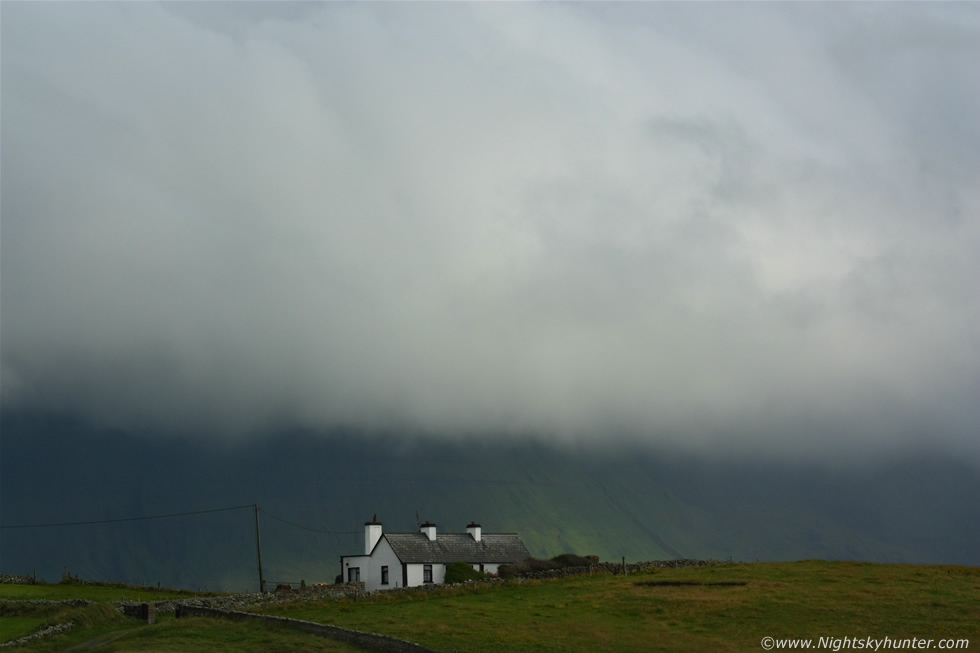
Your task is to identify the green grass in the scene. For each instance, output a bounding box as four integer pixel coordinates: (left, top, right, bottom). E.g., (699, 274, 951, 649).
(3, 562, 978, 651)
(0, 607, 363, 652)
(0, 582, 223, 602)
(0, 616, 46, 641)
(0, 603, 131, 650)
(24, 615, 365, 652)
(256, 561, 980, 652)
(0, 583, 225, 651)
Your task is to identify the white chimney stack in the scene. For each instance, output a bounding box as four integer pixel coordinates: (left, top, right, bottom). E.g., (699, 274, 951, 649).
(365, 515, 382, 554)
(466, 522, 482, 542)
(420, 520, 437, 541)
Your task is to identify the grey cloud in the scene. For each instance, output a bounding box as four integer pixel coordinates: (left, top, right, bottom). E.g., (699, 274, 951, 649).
(1, 2, 978, 463)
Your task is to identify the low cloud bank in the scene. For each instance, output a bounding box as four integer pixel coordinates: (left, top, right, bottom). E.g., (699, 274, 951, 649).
(2, 3, 978, 462)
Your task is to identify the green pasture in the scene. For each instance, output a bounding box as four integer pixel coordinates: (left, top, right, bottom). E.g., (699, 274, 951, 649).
(2, 562, 977, 652)
(258, 561, 980, 652)
(0, 601, 362, 652)
(0, 582, 222, 603)
(0, 616, 46, 642)
(0, 603, 128, 650)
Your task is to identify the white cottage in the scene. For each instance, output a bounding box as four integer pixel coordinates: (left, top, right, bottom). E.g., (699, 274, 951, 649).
(339, 518, 531, 592)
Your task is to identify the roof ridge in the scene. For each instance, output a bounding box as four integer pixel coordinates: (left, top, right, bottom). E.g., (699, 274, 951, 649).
(385, 531, 520, 536)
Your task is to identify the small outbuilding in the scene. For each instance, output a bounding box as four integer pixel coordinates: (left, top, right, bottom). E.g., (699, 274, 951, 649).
(339, 517, 531, 592)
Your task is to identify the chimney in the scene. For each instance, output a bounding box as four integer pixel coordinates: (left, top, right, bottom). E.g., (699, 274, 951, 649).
(364, 515, 382, 554)
(420, 520, 437, 541)
(466, 522, 482, 542)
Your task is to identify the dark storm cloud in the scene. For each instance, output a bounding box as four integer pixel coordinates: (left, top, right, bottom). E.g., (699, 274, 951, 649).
(2, 2, 978, 462)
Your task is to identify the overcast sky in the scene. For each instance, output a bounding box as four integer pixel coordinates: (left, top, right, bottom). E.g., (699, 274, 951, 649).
(2, 2, 978, 463)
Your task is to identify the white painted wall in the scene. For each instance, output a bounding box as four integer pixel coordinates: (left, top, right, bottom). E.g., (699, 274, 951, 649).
(341, 554, 368, 584)
(432, 563, 446, 584)
(405, 562, 445, 587)
(342, 537, 403, 592)
(405, 562, 424, 587)
(365, 538, 402, 592)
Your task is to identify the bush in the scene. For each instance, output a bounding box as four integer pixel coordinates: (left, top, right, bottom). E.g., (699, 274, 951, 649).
(444, 561, 489, 585)
(498, 558, 560, 578)
(551, 554, 593, 568)
(499, 554, 599, 578)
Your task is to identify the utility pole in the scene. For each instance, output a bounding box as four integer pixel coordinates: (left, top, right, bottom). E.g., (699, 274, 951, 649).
(254, 504, 266, 593)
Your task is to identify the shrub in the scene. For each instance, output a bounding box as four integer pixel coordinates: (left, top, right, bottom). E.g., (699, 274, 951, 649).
(444, 561, 489, 585)
(498, 558, 561, 578)
(551, 554, 593, 568)
(499, 554, 599, 578)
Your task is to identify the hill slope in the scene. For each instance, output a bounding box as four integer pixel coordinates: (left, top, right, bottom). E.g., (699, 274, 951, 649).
(2, 412, 977, 591)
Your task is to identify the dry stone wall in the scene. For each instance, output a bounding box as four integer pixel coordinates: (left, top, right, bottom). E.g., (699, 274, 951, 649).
(511, 558, 727, 581)
(603, 559, 728, 574)
(0, 599, 92, 609)
(115, 582, 366, 615)
(177, 605, 438, 653)
(0, 622, 73, 648)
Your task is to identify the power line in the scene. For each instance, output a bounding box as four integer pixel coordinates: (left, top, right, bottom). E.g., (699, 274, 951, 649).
(0, 504, 255, 529)
(1, 504, 359, 535)
(257, 508, 359, 535)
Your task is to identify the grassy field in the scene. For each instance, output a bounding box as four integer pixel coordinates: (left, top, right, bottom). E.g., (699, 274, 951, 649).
(62, 616, 366, 652)
(2, 562, 977, 651)
(0, 616, 46, 642)
(0, 590, 362, 652)
(0, 583, 224, 651)
(257, 561, 980, 652)
(0, 602, 131, 650)
(0, 582, 222, 603)
(0, 612, 365, 652)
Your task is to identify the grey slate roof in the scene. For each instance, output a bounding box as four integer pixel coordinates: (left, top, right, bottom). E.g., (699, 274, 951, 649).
(384, 533, 531, 564)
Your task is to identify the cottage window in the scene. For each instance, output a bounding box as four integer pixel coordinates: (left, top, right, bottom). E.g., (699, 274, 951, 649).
(381, 566, 389, 585)
(348, 567, 360, 583)
(423, 564, 433, 583)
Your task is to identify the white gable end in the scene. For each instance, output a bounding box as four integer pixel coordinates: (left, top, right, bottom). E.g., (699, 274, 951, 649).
(341, 536, 402, 592)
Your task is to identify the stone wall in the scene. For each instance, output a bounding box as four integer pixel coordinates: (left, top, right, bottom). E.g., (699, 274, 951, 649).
(0, 622, 73, 649)
(330, 558, 730, 590)
(115, 582, 367, 616)
(58, 577, 164, 588)
(0, 599, 92, 609)
(176, 604, 437, 653)
(506, 558, 728, 581)
(120, 603, 156, 624)
(601, 559, 728, 574)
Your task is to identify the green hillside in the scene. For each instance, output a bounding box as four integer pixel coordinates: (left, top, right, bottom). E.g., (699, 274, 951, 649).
(2, 413, 978, 591)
